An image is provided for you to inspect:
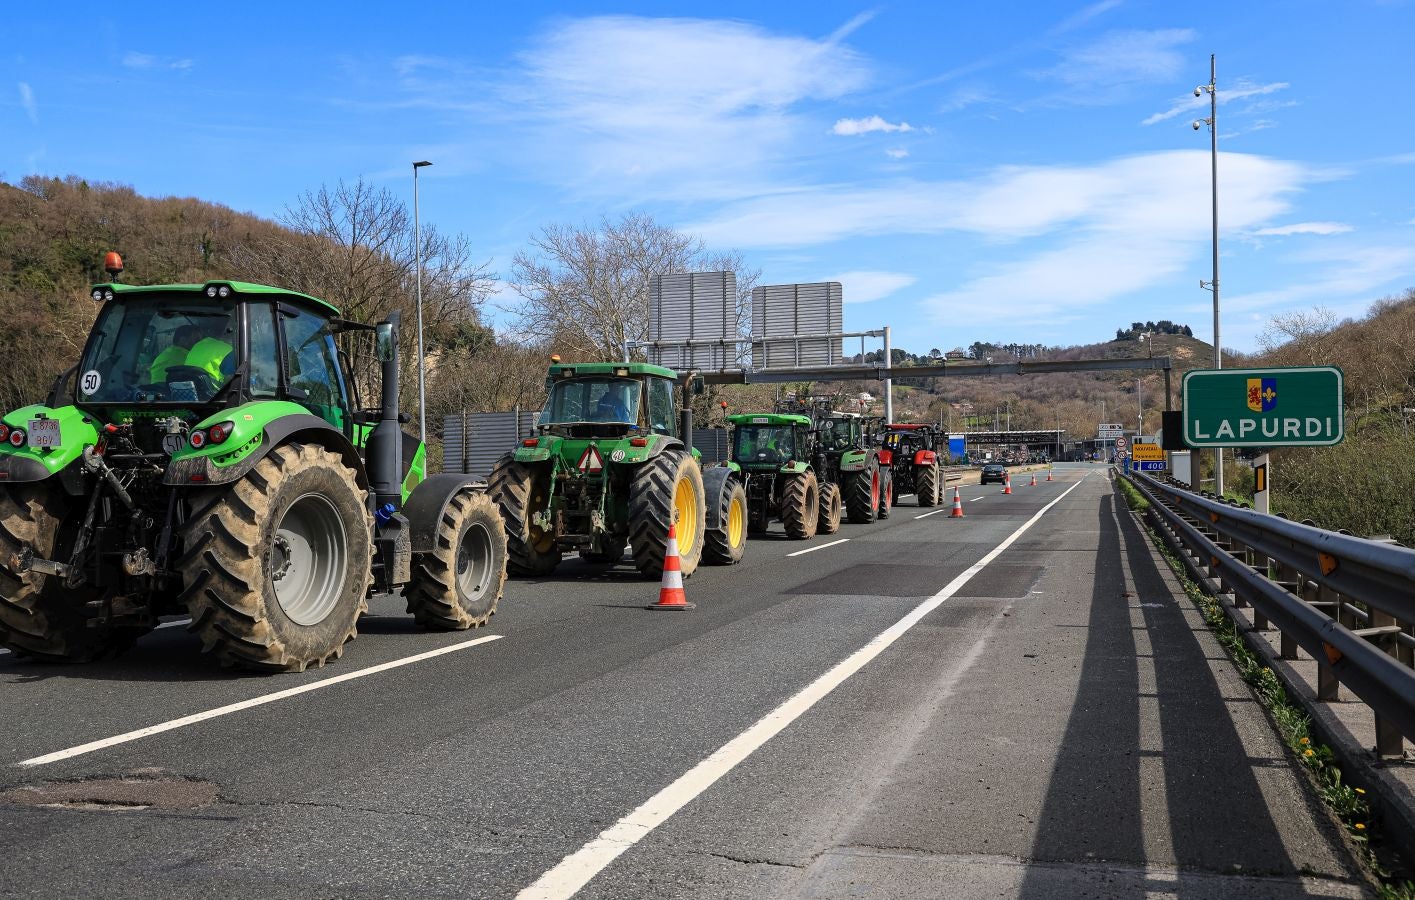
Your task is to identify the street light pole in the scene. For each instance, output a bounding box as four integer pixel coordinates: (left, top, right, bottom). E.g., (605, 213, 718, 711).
(412, 160, 433, 441)
(1195, 55, 1222, 496)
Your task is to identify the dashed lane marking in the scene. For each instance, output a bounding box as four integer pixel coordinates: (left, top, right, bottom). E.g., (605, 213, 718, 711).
(16, 634, 504, 767)
(787, 538, 850, 557)
(516, 475, 1089, 900)
(914, 509, 949, 519)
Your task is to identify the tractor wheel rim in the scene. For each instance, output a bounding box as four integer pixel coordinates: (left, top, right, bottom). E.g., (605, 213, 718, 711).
(271, 492, 348, 626)
(870, 471, 879, 510)
(674, 476, 698, 552)
(528, 486, 555, 552)
(455, 520, 495, 601)
(727, 493, 745, 548)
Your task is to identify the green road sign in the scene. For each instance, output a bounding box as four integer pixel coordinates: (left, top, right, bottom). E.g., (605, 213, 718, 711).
(1182, 366, 1344, 448)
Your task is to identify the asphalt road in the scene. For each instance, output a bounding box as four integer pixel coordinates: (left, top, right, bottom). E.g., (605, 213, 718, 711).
(0, 463, 1368, 899)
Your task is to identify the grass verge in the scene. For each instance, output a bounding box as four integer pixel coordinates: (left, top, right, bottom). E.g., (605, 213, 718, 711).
(1117, 478, 1413, 898)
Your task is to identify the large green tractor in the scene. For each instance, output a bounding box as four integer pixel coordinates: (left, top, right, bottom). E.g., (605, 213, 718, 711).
(0, 258, 507, 672)
(487, 361, 747, 577)
(717, 413, 840, 540)
(815, 412, 890, 524)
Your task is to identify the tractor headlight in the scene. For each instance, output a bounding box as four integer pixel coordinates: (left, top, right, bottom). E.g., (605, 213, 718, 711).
(217, 285, 230, 298)
(205, 286, 218, 298)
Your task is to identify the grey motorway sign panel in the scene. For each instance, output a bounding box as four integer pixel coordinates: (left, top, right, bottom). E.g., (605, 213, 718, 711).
(1182, 366, 1344, 448)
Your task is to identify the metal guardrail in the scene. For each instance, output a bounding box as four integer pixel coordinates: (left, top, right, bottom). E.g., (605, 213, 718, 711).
(1122, 469, 1415, 758)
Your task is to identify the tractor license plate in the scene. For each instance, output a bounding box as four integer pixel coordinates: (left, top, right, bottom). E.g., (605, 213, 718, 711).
(28, 418, 61, 449)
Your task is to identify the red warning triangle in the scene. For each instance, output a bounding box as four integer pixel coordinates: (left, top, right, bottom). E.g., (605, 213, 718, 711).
(577, 445, 604, 474)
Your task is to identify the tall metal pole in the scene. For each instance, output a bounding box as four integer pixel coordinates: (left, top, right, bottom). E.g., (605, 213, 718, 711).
(882, 325, 894, 424)
(1197, 55, 1222, 496)
(412, 160, 432, 441)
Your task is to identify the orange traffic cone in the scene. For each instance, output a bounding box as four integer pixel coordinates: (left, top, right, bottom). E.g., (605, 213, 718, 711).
(1029, 472, 1037, 487)
(646, 522, 694, 610)
(1046, 468, 1054, 481)
(1002, 473, 1012, 495)
(949, 485, 965, 518)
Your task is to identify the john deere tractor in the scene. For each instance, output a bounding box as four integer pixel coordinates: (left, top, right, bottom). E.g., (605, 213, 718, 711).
(0, 257, 507, 672)
(487, 361, 747, 577)
(879, 423, 943, 507)
(716, 413, 840, 539)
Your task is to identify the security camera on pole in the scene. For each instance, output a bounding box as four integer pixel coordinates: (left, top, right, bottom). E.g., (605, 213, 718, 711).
(1193, 55, 1223, 498)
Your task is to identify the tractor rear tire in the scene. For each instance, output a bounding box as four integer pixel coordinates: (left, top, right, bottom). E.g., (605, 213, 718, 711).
(628, 450, 705, 578)
(780, 472, 820, 540)
(0, 484, 150, 662)
(177, 443, 371, 673)
(879, 469, 894, 519)
(916, 464, 939, 507)
(817, 483, 843, 535)
(703, 475, 747, 565)
(406, 491, 507, 630)
(487, 456, 562, 576)
(844, 460, 880, 524)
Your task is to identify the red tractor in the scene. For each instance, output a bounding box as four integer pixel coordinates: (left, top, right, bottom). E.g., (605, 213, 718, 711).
(878, 424, 943, 507)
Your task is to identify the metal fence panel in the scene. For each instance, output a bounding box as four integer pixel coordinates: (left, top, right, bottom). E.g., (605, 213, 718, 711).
(693, 428, 731, 464)
(450, 410, 542, 480)
(441, 413, 468, 474)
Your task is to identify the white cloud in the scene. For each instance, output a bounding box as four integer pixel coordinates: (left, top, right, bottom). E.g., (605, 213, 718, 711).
(17, 82, 36, 124)
(832, 115, 913, 136)
(826, 271, 918, 303)
(885, 147, 909, 159)
(938, 85, 996, 113)
(122, 51, 193, 71)
(1250, 222, 1353, 237)
(505, 16, 871, 199)
(1040, 28, 1195, 92)
(1142, 81, 1290, 126)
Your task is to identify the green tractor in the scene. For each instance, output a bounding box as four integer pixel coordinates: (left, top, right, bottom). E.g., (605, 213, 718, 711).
(718, 412, 840, 539)
(487, 361, 748, 577)
(815, 412, 891, 524)
(0, 257, 508, 672)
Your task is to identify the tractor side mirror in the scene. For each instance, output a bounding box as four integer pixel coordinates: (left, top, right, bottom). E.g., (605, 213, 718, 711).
(375, 322, 396, 363)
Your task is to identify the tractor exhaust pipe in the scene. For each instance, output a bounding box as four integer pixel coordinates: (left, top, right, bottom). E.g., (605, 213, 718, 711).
(679, 408, 693, 454)
(366, 312, 403, 513)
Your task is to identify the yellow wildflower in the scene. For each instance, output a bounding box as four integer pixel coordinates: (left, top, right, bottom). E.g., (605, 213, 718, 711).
(1354, 823, 1366, 831)
(1299, 737, 1310, 745)
(1303, 748, 1314, 757)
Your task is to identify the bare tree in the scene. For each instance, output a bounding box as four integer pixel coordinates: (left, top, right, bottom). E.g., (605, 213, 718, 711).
(508, 213, 758, 360)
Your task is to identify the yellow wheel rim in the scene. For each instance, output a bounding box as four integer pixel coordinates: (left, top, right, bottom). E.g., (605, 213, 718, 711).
(726, 494, 745, 548)
(528, 485, 555, 552)
(673, 475, 698, 552)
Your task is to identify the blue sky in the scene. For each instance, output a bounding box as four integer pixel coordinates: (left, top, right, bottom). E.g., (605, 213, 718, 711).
(5, 1, 1414, 354)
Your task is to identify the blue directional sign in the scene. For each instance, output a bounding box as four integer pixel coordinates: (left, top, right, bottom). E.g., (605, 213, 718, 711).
(1137, 461, 1166, 471)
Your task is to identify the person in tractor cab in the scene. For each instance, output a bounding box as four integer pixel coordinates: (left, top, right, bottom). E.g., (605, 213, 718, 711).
(184, 318, 235, 384)
(148, 324, 201, 382)
(591, 385, 633, 422)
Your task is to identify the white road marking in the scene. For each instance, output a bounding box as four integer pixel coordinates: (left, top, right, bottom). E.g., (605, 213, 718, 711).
(969, 497, 984, 502)
(914, 509, 949, 519)
(1, 617, 191, 657)
(787, 538, 849, 557)
(517, 475, 1089, 900)
(17, 634, 504, 767)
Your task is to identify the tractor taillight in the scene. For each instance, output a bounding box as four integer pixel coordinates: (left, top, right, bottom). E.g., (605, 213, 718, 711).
(9, 429, 25, 447)
(207, 421, 234, 445)
(0, 425, 9, 442)
(630, 437, 648, 447)
(189, 430, 207, 449)
(522, 438, 539, 447)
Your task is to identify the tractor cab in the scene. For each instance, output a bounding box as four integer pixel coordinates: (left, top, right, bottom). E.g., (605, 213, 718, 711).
(728, 413, 812, 469)
(818, 413, 865, 452)
(538, 362, 679, 440)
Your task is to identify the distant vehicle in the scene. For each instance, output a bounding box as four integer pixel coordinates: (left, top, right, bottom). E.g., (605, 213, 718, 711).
(980, 464, 1007, 485)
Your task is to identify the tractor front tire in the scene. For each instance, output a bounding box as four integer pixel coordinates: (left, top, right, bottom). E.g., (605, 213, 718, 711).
(780, 472, 820, 540)
(406, 491, 507, 630)
(916, 464, 939, 507)
(703, 475, 747, 565)
(628, 450, 705, 578)
(487, 456, 562, 576)
(178, 443, 372, 673)
(817, 483, 843, 535)
(844, 460, 880, 524)
(0, 484, 149, 662)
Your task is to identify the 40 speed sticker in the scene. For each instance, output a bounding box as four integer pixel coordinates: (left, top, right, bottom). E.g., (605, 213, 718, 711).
(80, 370, 102, 395)
(611, 449, 626, 462)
